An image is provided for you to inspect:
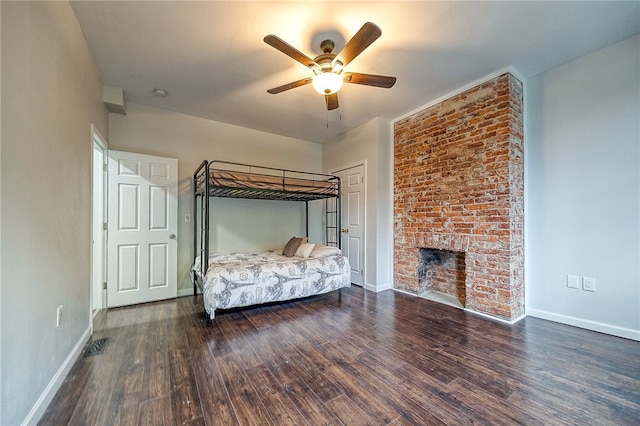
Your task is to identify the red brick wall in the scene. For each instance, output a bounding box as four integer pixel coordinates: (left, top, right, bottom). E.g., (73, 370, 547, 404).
(394, 73, 524, 321)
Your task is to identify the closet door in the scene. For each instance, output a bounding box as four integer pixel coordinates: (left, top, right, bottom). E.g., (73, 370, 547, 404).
(333, 163, 365, 286)
(107, 150, 178, 307)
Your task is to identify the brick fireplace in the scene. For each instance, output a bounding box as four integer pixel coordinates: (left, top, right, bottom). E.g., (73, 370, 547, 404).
(393, 73, 524, 321)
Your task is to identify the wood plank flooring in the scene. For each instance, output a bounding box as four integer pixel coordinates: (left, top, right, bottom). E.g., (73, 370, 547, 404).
(40, 286, 640, 425)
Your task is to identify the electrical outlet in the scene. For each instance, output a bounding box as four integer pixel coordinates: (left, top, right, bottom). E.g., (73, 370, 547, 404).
(567, 275, 580, 289)
(582, 277, 596, 292)
(56, 305, 64, 327)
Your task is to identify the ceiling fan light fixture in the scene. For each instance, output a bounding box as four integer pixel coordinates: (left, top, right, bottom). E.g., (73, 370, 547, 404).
(312, 72, 343, 95)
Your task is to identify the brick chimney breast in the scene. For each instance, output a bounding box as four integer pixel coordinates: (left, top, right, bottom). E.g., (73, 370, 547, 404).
(393, 73, 524, 321)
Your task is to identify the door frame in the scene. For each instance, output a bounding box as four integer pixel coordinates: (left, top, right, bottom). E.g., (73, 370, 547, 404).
(330, 160, 367, 286)
(90, 124, 108, 329)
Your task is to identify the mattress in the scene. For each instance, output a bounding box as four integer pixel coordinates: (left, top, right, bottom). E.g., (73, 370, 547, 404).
(198, 169, 338, 197)
(193, 251, 351, 318)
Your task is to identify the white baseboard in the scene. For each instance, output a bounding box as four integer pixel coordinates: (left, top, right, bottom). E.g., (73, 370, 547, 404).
(363, 282, 392, 293)
(464, 308, 526, 325)
(177, 287, 198, 298)
(392, 287, 417, 297)
(22, 326, 92, 425)
(528, 309, 640, 341)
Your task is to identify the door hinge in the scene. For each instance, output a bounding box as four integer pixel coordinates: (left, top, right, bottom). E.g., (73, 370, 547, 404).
(103, 282, 107, 290)
(103, 164, 108, 172)
(103, 223, 108, 231)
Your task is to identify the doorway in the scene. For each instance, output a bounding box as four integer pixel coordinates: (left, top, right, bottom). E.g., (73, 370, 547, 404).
(91, 125, 108, 321)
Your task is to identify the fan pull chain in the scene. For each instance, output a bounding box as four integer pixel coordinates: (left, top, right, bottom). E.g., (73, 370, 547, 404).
(324, 108, 342, 129)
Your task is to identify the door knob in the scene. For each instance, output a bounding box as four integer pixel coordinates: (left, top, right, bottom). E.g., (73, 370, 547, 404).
(169, 234, 176, 239)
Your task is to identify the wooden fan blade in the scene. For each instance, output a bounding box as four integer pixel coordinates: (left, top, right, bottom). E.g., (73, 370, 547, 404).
(325, 93, 339, 110)
(264, 35, 319, 70)
(343, 72, 396, 88)
(334, 22, 382, 67)
(267, 77, 313, 94)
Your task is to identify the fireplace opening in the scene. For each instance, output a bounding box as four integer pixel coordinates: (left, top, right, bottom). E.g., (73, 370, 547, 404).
(418, 248, 466, 309)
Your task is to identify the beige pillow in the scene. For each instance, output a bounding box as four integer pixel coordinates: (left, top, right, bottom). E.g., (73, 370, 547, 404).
(282, 236, 307, 257)
(310, 244, 341, 258)
(295, 243, 315, 258)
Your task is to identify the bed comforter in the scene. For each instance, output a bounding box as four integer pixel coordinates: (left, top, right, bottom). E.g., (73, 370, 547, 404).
(192, 251, 351, 319)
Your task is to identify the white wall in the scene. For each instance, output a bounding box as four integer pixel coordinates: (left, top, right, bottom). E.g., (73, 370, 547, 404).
(376, 119, 394, 292)
(108, 103, 324, 295)
(323, 117, 394, 291)
(0, 2, 109, 424)
(526, 35, 640, 340)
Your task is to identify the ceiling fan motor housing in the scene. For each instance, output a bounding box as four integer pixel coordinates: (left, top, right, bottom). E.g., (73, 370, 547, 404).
(313, 53, 337, 72)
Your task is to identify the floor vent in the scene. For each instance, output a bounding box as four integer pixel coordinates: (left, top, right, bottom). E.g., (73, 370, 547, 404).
(83, 337, 109, 357)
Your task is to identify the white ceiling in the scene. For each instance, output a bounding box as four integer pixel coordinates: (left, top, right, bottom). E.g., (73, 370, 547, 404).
(70, 1, 639, 144)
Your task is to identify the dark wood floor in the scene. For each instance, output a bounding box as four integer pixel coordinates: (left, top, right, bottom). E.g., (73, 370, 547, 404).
(40, 286, 639, 425)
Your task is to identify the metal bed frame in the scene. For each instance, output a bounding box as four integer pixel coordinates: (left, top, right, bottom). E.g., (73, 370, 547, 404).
(192, 160, 341, 295)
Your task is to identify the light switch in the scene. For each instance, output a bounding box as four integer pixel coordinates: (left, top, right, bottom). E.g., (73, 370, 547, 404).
(567, 275, 579, 289)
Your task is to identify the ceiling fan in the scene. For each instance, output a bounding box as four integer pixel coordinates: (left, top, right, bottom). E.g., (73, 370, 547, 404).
(264, 22, 396, 110)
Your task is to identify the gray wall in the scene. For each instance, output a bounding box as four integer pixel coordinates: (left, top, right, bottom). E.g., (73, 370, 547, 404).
(526, 35, 640, 339)
(0, 2, 109, 424)
(108, 103, 325, 295)
(323, 117, 394, 292)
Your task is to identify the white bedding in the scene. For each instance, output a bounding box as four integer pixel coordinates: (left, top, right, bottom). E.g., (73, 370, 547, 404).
(192, 251, 351, 319)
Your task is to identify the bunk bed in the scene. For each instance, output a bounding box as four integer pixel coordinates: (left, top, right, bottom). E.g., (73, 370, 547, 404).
(192, 160, 351, 320)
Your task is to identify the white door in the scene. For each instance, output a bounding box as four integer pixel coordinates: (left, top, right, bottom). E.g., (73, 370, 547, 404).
(107, 150, 178, 307)
(333, 164, 365, 286)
